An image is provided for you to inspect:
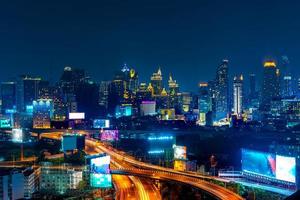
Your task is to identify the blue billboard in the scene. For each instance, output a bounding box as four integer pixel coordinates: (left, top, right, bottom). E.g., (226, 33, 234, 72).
(241, 149, 276, 178)
(242, 149, 296, 183)
(90, 155, 110, 174)
(90, 174, 112, 188)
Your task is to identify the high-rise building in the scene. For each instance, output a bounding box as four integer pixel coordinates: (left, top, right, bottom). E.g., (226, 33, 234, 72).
(281, 56, 294, 98)
(128, 68, 139, 93)
(32, 99, 54, 129)
(150, 67, 163, 96)
(16, 76, 41, 112)
(233, 75, 243, 116)
(260, 61, 281, 111)
(214, 60, 229, 120)
(168, 74, 179, 110)
(0, 82, 16, 114)
(99, 81, 110, 111)
(198, 82, 211, 125)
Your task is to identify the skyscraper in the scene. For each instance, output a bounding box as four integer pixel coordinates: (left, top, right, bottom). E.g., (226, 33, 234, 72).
(281, 56, 294, 98)
(260, 60, 280, 111)
(168, 74, 179, 110)
(198, 82, 211, 125)
(214, 60, 229, 120)
(150, 67, 163, 96)
(233, 75, 243, 116)
(16, 75, 42, 112)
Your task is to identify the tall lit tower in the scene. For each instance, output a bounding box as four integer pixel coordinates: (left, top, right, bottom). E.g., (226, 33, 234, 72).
(150, 67, 163, 96)
(260, 60, 280, 111)
(233, 75, 243, 116)
(214, 59, 229, 119)
(281, 56, 293, 98)
(168, 74, 179, 109)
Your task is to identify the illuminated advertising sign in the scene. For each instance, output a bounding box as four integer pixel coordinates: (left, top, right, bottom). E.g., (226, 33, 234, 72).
(242, 149, 276, 178)
(93, 119, 110, 128)
(90, 155, 111, 174)
(174, 160, 186, 171)
(61, 134, 85, 151)
(174, 145, 187, 160)
(12, 128, 23, 143)
(69, 112, 85, 120)
(0, 119, 12, 128)
(100, 130, 119, 141)
(242, 149, 296, 183)
(62, 135, 77, 151)
(276, 155, 296, 183)
(90, 174, 112, 188)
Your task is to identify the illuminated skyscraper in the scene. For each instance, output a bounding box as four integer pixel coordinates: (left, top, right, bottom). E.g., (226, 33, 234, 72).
(128, 68, 139, 93)
(281, 56, 294, 98)
(233, 75, 243, 116)
(168, 74, 179, 109)
(33, 99, 54, 129)
(260, 61, 280, 111)
(16, 75, 42, 111)
(150, 67, 163, 96)
(198, 82, 211, 125)
(214, 60, 229, 119)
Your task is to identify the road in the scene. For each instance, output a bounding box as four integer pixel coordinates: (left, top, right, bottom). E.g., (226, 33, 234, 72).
(41, 131, 242, 200)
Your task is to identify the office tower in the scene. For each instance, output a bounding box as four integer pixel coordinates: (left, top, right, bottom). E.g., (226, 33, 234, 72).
(59, 66, 85, 95)
(281, 56, 294, 98)
(0, 82, 16, 114)
(198, 82, 211, 125)
(136, 83, 152, 103)
(75, 80, 100, 119)
(16, 75, 42, 112)
(32, 99, 54, 129)
(150, 67, 163, 96)
(214, 59, 229, 119)
(168, 74, 179, 109)
(233, 75, 243, 116)
(99, 81, 111, 111)
(128, 68, 139, 93)
(260, 61, 281, 111)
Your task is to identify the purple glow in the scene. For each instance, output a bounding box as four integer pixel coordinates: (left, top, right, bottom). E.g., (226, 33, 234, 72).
(141, 101, 156, 104)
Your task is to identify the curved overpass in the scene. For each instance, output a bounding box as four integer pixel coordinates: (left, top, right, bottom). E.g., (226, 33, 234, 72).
(41, 132, 243, 200)
(112, 168, 242, 200)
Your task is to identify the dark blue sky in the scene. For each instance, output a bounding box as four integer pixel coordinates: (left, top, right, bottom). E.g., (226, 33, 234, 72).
(0, 0, 300, 91)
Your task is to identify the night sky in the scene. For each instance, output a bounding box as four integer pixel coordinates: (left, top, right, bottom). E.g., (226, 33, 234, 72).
(0, 0, 300, 91)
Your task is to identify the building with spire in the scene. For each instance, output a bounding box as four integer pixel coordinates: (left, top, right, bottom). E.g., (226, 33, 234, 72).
(168, 74, 180, 110)
(150, 67, 163, 96)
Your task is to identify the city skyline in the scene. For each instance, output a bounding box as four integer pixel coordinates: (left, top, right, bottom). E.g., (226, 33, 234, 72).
(1, 1, 300, 91)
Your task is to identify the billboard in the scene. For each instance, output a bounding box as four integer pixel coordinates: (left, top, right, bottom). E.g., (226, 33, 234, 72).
(101, 130, 119, 141)
(241, 149, 276, 178)
(241, 149, 296, 183)
(174, 160, 186, 171)
(276, 155, 296, 183)
(62, 134, 85, 151)
(69, 112, 85, 120)
(90, 155, 111, 174)
(0, 118, 12, 128)
(174, 145, 187, 160)
(62, 135, 77, 151)
(12, 128, 23, 143)
(93, 119, 110, 129)
(90, 174, 112, 188)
